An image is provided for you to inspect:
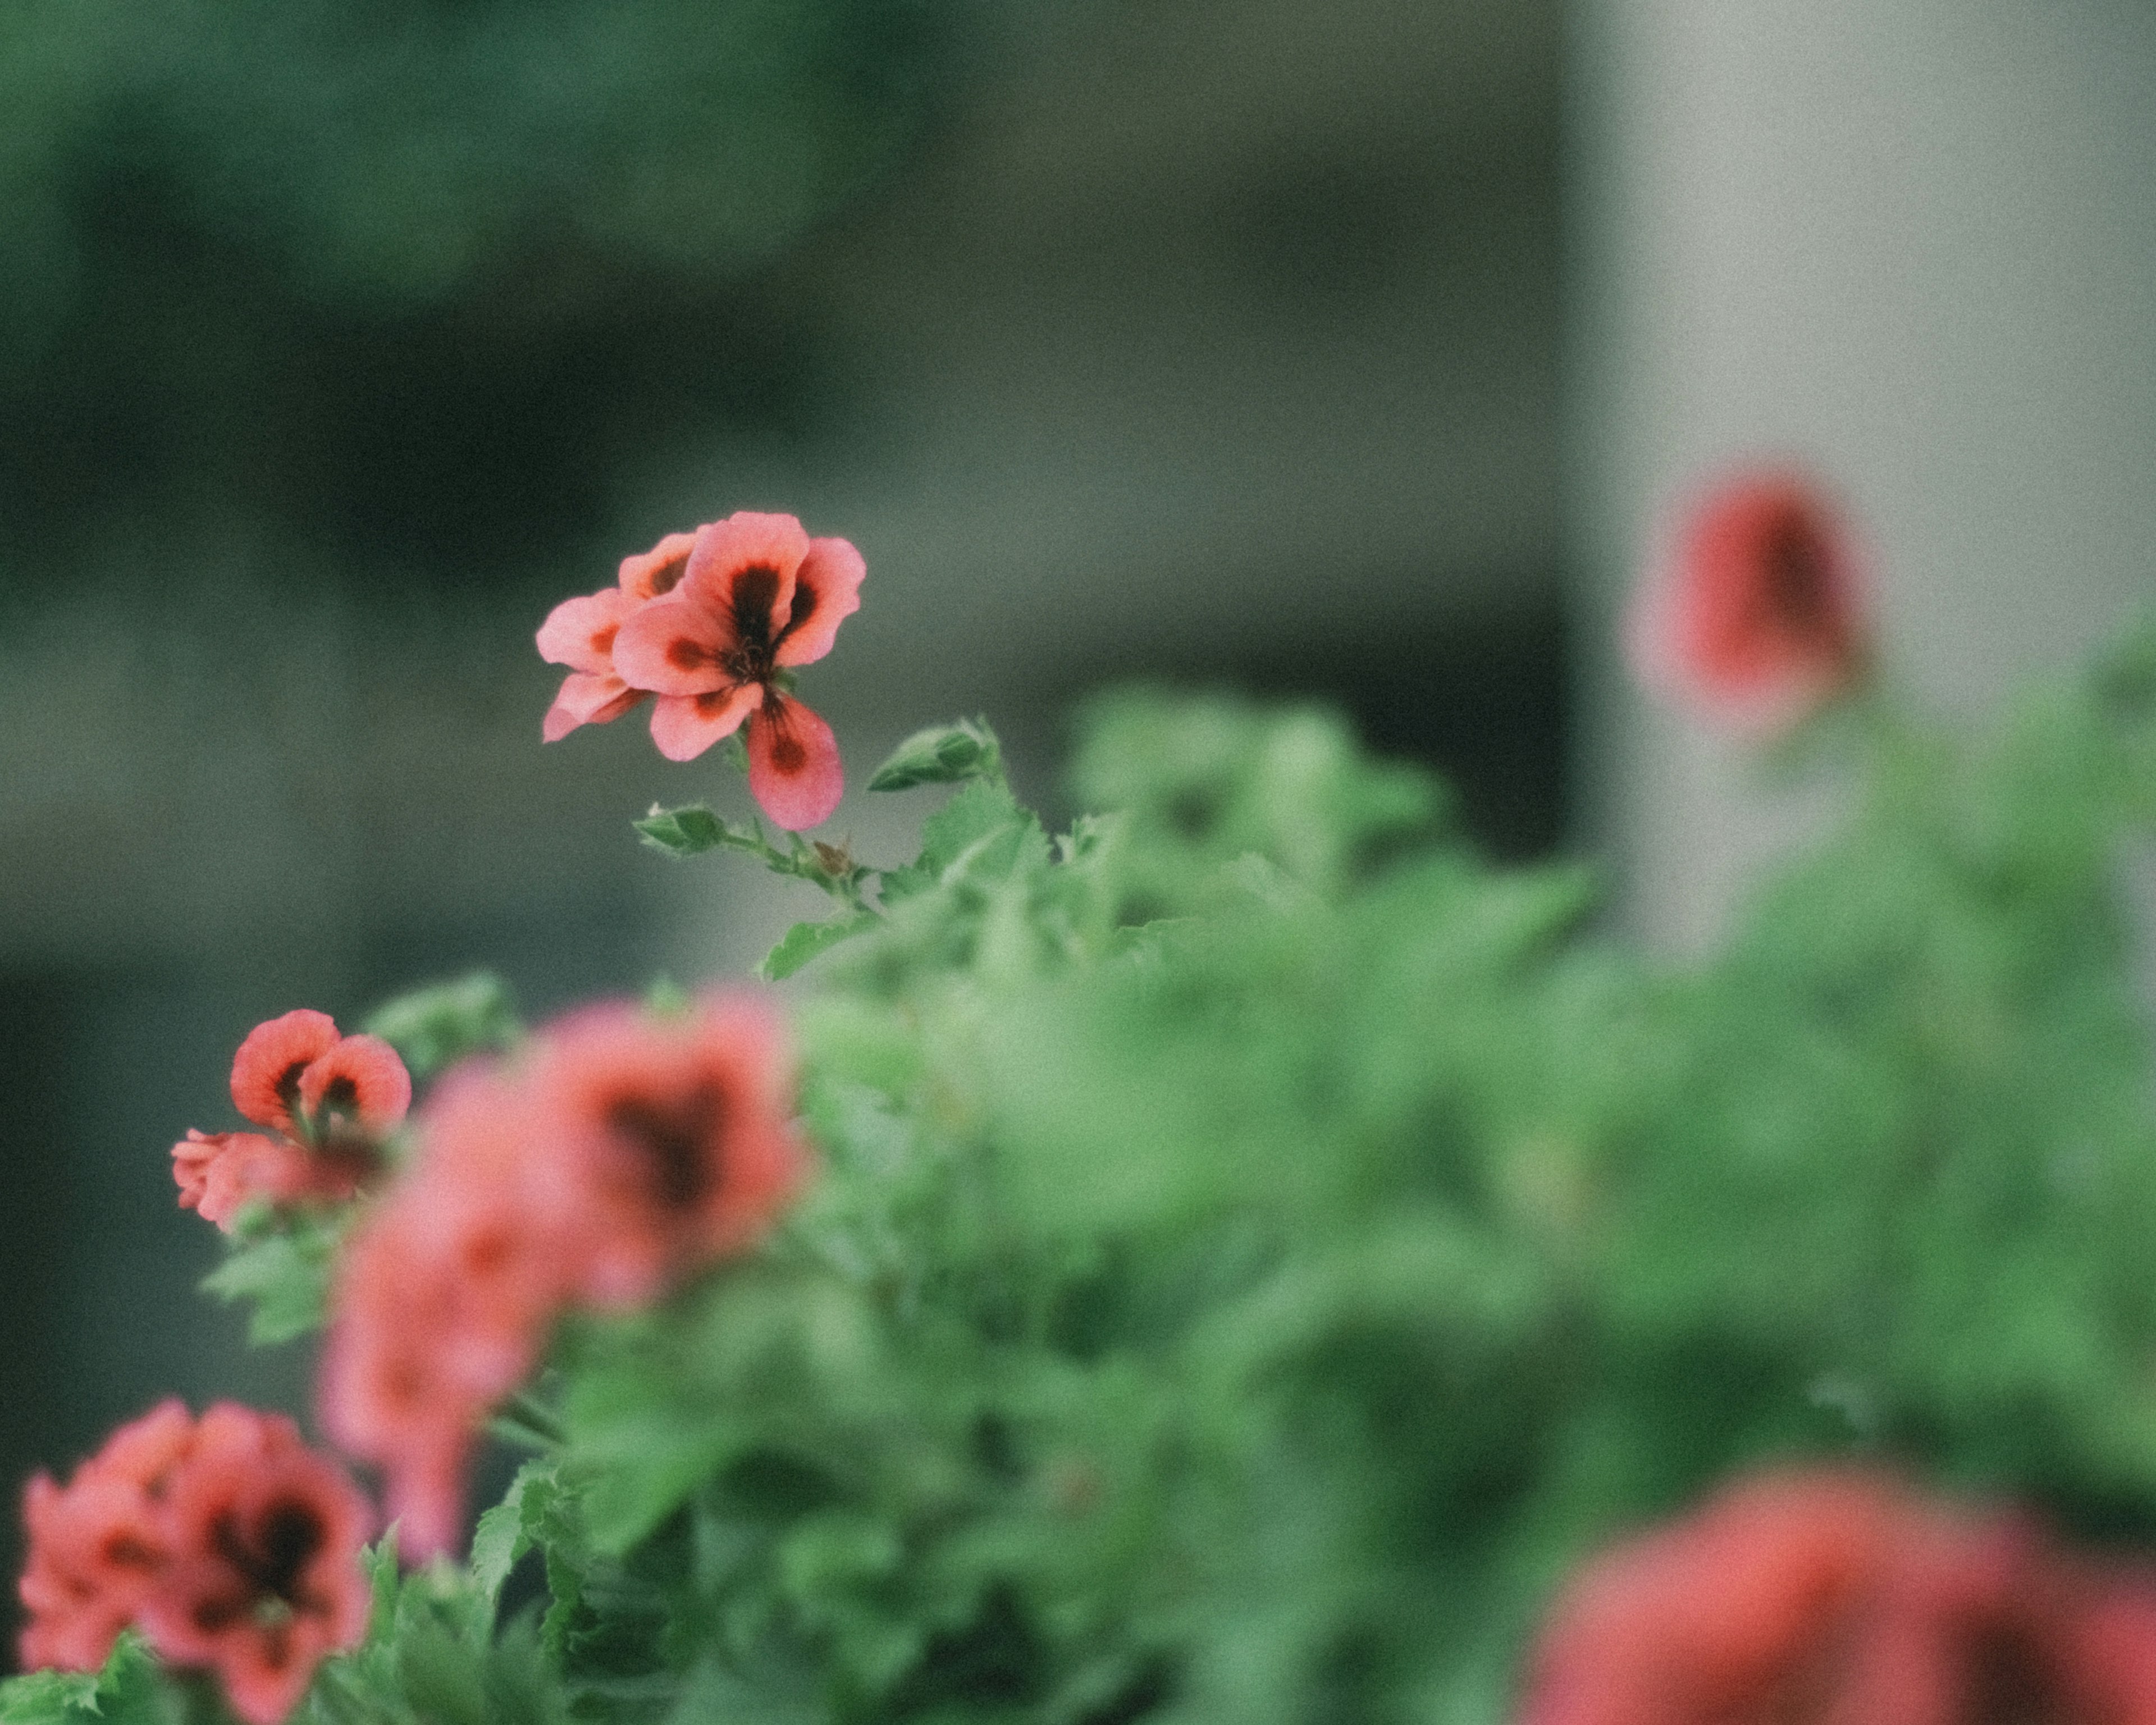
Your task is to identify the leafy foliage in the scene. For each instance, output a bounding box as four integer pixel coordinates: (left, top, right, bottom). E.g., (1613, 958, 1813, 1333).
(18, 645, 2156, 1723)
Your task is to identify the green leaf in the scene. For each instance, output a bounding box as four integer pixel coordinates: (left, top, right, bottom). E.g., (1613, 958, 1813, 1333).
(866, 718, 1003, 791)
(634, 803, 729, 856)
(471, 1461, 554, 1623)
(200, 1225, 337, 1344)
(0, 1669, 101, 1723)
(363, 971, 519, 1079)
(760, 910, 879, 982)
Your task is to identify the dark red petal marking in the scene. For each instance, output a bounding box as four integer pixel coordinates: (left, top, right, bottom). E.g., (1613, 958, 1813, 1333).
(695, 688, 738, 715)
(775, 579, 819, 647)
(591, 624, 619, 656)
(668, 637, 713, 671)
(605, 1083, 728, 1212)
(731, 565, 782, 656)
(647, 553, 687, 595)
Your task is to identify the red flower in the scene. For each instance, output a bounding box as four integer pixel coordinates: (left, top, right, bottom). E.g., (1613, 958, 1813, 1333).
(535, 529, 697, 742)
(317, 995, 807, 1559)
(526, 994, 809, 1310)
(135, 1405, 372, 1725)
(1518, 1469, 2156, 1725)
(1628, 472, 1869, 732)
(17, 1400, 194, 1673)
(19, 1402, 371, 1725)
(175, 1011, 411, 1230)
(610, 511, 864, 829)
(318, 1063, 567, 1560)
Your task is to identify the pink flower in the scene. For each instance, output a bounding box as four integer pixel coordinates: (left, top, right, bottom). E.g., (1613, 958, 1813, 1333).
(175, 1011, 412, 1230)
(17, 1400, 194, 1673)
(610, 512, 865, 829)
(318, 1063, 567, 1561)
(526, 994, 809, 1309)
(135, 1405, 372, 1725)
(535, 530, 697, 742)
(1517, 1468, 2156, 1725)
(19, 1402, 372, 1725)
(1628, 472, 1869, 733)
(317, 994, 807, 1559)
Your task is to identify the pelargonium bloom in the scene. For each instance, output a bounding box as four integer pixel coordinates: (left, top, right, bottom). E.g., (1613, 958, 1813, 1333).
(174, 1010, 412, 1230)
(19, 1401, 371, 1725)
(17, 1399, 195, 1673)
(318, 1062, 569, 1561)
(317, 994, 807, 1559)
(610, 511, 865, 829)
(1628, 471, 1868, 733)
(1517, 1468, 2156, 1725)
(535, 530, 697, 742)
(135, 1405, 372, 1725)
(526, 993, 809, 1310)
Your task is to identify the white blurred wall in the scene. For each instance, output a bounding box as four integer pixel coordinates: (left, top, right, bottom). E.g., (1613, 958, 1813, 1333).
(1572, 0, 2156, 948)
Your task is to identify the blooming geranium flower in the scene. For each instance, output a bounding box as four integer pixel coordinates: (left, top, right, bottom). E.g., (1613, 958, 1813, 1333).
(1517, 1468, 2156, 1725)
(535, 530, 696, 742)
(136, 1405, 372, 1725)
(1628, 471, 1868, 733)
(17, 1400, 194, 1673)
(174, 1010, 412, 1230)
(526, 994, 808, 1310)
(317, 995, 807, 1559)
(318, 1062, 567, 1560)
(19, 1401, 371, 1725)
(610, 511, 865, 829)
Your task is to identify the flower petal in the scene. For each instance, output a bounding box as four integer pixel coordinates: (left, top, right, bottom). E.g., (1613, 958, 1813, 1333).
(682, 513, 808, 661)
(774, 536, 866, 668)
(649, 686, 759, 762)
(230, 1011, 341, 1132)
(617, 530, 697, 603)
(535, 588, 636, 674)
(612, 595, 734, 695)
(543, 672, 647, 742)
(299, 1034, 413, 1139)
(747, 696, 843, 830)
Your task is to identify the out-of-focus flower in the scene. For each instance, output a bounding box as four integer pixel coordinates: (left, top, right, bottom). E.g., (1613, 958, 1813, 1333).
(610, 511, 864, 828)
(175, 1011, 411, 1230)
(1518, 1468, 2156, 1725)
(317, 995, 807, 1559)
(19, 1402, 370, 1725)
(527, 994, 808, 1309)
(1628, 472, 1868, 733)
(318, 1062, 566, 1560)
(18, 1400, 194, 1674)
(135, 1405, 372, 1725)
(535, 530, 698, 742)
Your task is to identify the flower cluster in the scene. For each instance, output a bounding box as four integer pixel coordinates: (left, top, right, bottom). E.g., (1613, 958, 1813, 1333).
(19, 1401, 371, 1725)
(172, 1010, 412, 1230)
(538, 512, 866, 829)
(1629, 471, 1869, 733)
(1519, 1468, 2156, 1725)
(319, 993, 806, 1559)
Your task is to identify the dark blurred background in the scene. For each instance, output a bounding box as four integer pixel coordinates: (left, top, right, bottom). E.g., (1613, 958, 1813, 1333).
(4, 0, 2153, 1658)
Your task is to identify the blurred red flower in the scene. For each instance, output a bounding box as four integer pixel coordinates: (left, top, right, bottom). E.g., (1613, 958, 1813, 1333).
(1629, 472, 1868, 732)
(173, 1010, 410, 1230)
(19, 1401, 370, 1725)
(610, 510, 864, 829)
(527, 994, 808, 1311)
(135, 1405, 372, 1725)
(1518, 1468, 2156, 1725)
(318, 994, 806, 1559)
(18, 1399, 194, 1674)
